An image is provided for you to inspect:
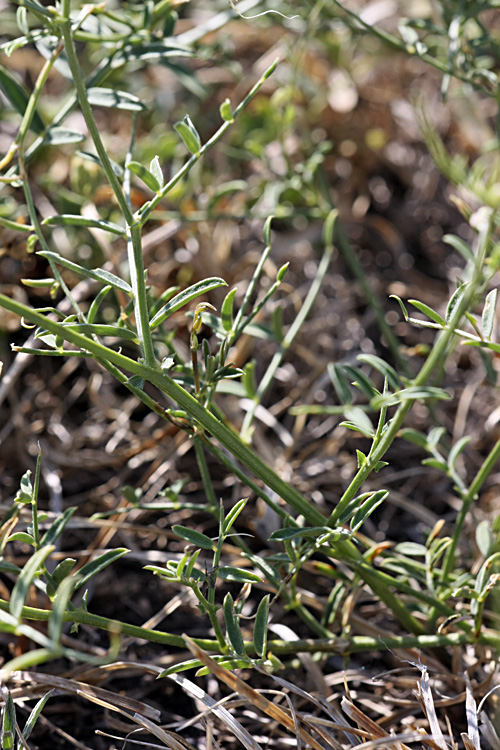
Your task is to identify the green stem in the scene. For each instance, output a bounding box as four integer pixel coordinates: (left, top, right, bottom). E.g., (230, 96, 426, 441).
(137, 58, 279, 226)
(60, 13, 134, 226)
(193, 434, 218, 514)
(4, 597, 498, 656)
(0, 292, 445, 634)
(0, 292, 325, 528)
(127, 222, 157, 366)
(17, 42, 63, 152)
(328, 213, 491, 528)
(240, 210, 337, 440)
(442, 435, 500, 581)
(61, 12, 155, 364)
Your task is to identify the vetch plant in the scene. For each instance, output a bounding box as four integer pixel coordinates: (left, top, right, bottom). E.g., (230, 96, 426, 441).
(1, 6, 500, 748)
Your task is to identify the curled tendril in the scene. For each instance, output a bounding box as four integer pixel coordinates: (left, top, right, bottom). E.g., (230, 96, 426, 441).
(228, 0, 299, 21)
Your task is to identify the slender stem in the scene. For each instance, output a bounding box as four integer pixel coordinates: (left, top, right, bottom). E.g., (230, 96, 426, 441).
(442, 435, 500, 581)
(0, 291, 454, 634)
(137, 58, 279, 226)
(60, 14, 134, 225)
(240, 210, 337, 440)
(328, 213, 491, 528)
(194, 434, 218, 513)
(32, 448, 42, 549)
(4, 597, 498, 655)
(0, 292, 325, 527)
(127, 222, 157, 365)
(61, 12, 155, 363)
(17, 42, 62, 151)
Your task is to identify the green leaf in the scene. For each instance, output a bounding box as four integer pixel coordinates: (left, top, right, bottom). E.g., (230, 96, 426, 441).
(340, 406, 374, 438)
(356, 354, 400, 390)
(242, 361, 257, 399)
(446, 284, 467, 324)
(184, 548, 202, 580)
(149, 277, 227, 330)
(342, 365, 380, 399)
(356, 450, 367, 468)
(127, 161, 161, 193)
(327, 363, 352, 405)
(482, 289, 497, 340)
(476, 520, 494, 558)
(217, 567, 261, 583)
(22, 690, 54, 742)
(48, 575, 76, 643)
(389, 294, 409, 321)
(277, 262, 289, 283)
(37, 250, 132, 294)
(221, 288, 237, 332)
(14, 469, 33, 504)
(172, 525, 214, 550)
(51, 558, 77, 587)
(43, 127, 86, 145)
(270, 526, 327, 542)
(144, 564, 177, 581)
(220, 98, 234, 122)
(40, 507, 76, 547)
(73, 549, 128, 591)
(465, 340, 500, 355)
(253, 594, 270, 658)
(0, 216, 33, 234)
(7, 532, 35, 545)
(448, 436, 471, 471)
(408, 300, 445, 326)
(10, 546, 54, 621)
(63, 323, 138, 341)
(222, 498, 247, 535)
(223, 593, 245, 656)
(400, 428, 428, 448)
(371, 386, 451, 409)
(87, 87, 146, 111)
(111, 41, 192, 66)
(174, 115, 201, 154)
(149, 155, 164, 189)
(1, 691, 15, 750)
(0, 64, 45, 134)
(42, 214, 125, 236)
(350, 490, 388, 533)
(394, 542, 427, 556)
(422, 458, 448, 472)
(427, 427, 445, 448)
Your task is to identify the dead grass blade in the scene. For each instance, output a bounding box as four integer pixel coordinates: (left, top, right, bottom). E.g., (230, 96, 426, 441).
(462, 672, 481, 750)
(166, 671, 264, 750)
(256, 665, 357, 748)
(341, 696, 416, 750)
(2, 670, 160, 721)
(184, 635, 330, 750)
(416, 667, 449, 750)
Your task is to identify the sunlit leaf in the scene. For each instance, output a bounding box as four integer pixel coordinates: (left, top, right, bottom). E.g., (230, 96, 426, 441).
(149, 277, 227, 330)
(482, 288, 497, 340)
(253, 594, 270, 658)
(87, 87, 146, 111)
(172, 525, 214, 550)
